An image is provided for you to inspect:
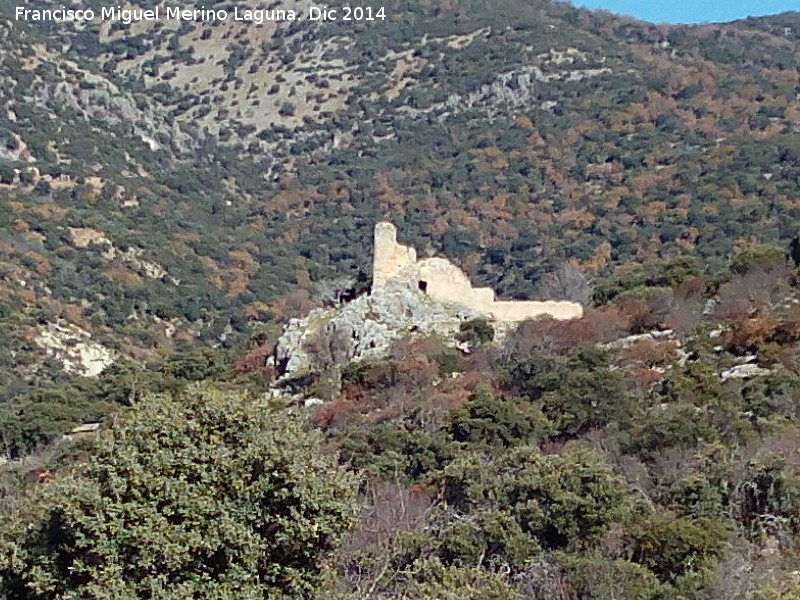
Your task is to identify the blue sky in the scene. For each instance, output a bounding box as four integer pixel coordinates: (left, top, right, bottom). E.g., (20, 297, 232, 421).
(572, 1, 799, 24)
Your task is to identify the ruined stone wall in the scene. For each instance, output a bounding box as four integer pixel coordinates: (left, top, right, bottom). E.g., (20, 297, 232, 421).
(416, 258, 496, 312)
(372, 221, 583, 321)
(490, 300, 583, 321)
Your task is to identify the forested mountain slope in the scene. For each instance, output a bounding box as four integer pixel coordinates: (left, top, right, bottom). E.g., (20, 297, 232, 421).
(0, 0, 799, 443)
(5, 3, 800, 598)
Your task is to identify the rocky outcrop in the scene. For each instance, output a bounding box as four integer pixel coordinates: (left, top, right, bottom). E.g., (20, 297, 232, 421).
(721, 362, 772, 381)
(35, 321, 115, 377)
(599, 329, 677, 350)
(275, 280, 489, 378)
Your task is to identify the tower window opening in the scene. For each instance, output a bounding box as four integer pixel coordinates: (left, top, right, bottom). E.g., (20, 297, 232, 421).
(418, 280, 428, 293)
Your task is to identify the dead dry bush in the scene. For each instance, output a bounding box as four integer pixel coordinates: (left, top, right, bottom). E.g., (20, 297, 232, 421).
(232, 343, 276, 382)
(714, 268, 787, 321)
(393, 355, 439, 393)
(612, 285, 704, 339)
(334, 480, 438, 596)
(619, 339, 681, 369)
(706, 540, 774, 600)
(586, 306, 632, 342)
(271, 287, 321, 320)
(512, 558, 577, 600)
(648, 446, 703, 491)
(624, 365, 665, 390)
(502, 308, 628, 359)
(344, 479, 435, 551)
(616, 295, 668, 334)
(736, 430, 800, 471)
(338, 347, 470, 429)
(388, 335, 450, 362)
(538, 262, 593, 304)
(676, 275, 709, 299)
(662, 294, 704, 337)
(316, 399, 352, 430)
(771, 303, 800, 346)
(724, 316, 777, 354)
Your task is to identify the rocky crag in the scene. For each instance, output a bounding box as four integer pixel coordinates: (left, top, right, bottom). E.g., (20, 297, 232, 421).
(275, 220, 583, 379)
(274, 280, 501, 379)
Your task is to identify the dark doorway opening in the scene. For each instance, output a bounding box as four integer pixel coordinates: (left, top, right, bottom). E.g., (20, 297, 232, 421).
(418, 280, 428, 293)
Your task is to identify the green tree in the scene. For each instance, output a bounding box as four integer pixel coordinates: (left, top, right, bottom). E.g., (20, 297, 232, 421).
(399, 557, 521, 599)
(556, 552, 667, 600)
(752, 582, 800, 600)
(439, 444, 630, 550)
(729, 244, 786, 275)
(626, 513, 728, 584)
(591, 257, 701, 306)
(456, 318, 495, 347)
(504, 346, 630, 437)
(0, 386, 360, 599)
(449, 388, 552, 448)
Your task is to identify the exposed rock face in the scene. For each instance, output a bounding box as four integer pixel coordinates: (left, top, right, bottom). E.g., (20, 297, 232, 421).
(68, 227, 110, 249)
(275, 280, 487, 378)
(35, 321, 115, 377)
(720, 363, 772, 381)
(599, 329, 677, 350)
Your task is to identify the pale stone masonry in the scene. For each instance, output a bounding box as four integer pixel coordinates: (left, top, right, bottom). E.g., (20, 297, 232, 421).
(372, 222, 583, 321)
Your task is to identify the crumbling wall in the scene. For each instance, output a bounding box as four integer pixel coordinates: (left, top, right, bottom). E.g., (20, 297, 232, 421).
(371, 221, 583, 321)
(416, 258, 496, 312)
(490, 300, 583, 321)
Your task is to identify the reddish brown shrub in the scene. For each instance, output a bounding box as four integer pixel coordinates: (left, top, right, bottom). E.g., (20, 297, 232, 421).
(389, 335, 449, 361)
(504, 309, 628, 358)
(449, 370, 485, 394)
(588, 306, 633, 342)
(555, 316, 607, 347)
(616, 295, 667, 334)
(675, 275, 709, 299)
(315, 400, 351, 430)
(233, 344, 276, 382)
(343, 480, 435, 551)
(724, 316, 777, 354)
(502, 317, 563, 357)
(393, 355, 439, 392)
(271, 288, 320, 320)
(540, 438, 567, 455)
(624, 365, 665, 390)
(771, 303, 800, 345)
(619, 339, 680, 368)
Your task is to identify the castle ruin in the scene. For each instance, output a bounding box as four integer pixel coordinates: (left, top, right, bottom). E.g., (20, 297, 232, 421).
(372, 222, 583, 322)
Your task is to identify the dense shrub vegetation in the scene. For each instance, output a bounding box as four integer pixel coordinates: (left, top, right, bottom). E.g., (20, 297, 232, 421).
(2, 0, 800, 597)
(0, 387, 359, 599)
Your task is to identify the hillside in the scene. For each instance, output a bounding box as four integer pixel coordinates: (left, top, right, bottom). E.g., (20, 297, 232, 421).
(4, 1, 800, 597)
(0, 0, 798, 452)
(6, 239, 800, 598)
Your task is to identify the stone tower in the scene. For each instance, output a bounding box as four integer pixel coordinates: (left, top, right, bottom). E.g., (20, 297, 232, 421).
(372, 222, 416, 291)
